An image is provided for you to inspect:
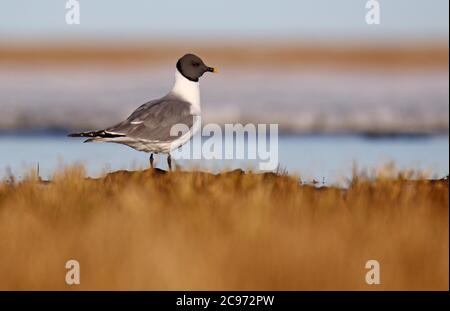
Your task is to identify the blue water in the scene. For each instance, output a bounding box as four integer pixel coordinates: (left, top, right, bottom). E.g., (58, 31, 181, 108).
(0, 135, 448, 184)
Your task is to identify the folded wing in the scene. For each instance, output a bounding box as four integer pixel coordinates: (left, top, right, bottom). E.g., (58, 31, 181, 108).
(107, 97, 194, 142)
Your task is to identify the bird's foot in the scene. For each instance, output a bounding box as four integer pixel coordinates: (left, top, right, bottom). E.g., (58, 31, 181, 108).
(167, 154, 172, 172)
(149, 154, 154, 170)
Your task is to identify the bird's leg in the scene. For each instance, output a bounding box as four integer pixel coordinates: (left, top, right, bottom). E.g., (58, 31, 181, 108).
(167, 154, 172, 172)
(149, 153, 154, 169)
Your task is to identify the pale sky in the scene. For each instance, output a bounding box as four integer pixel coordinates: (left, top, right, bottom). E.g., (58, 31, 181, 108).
(0, 0, 448, 42)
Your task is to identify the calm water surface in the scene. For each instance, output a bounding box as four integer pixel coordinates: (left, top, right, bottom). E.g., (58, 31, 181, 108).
(0, 135, 448, 184)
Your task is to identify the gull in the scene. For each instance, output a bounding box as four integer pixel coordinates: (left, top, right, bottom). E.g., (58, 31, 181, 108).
(69, 54, 217, 170)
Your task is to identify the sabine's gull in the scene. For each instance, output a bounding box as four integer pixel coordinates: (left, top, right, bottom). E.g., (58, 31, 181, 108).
(69, 54, 217, 170)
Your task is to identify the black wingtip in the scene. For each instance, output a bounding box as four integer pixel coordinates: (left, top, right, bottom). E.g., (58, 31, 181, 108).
(68, 130, 124, 139)
(68, 133, 83, 137)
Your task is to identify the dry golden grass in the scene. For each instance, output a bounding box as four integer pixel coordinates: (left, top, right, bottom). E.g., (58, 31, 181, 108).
(0, 168, 448, 290)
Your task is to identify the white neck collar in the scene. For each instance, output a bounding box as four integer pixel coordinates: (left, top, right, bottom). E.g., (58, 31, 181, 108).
(170, 70, 201, 115)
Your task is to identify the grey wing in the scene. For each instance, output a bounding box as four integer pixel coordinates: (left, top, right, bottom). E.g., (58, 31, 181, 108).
(107, 98, 194, 142)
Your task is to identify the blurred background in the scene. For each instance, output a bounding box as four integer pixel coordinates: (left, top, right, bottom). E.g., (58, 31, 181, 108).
(0, 0, 448, 182)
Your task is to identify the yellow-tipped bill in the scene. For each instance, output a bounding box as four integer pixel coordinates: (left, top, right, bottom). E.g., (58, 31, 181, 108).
(207, 66, 219, 73)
